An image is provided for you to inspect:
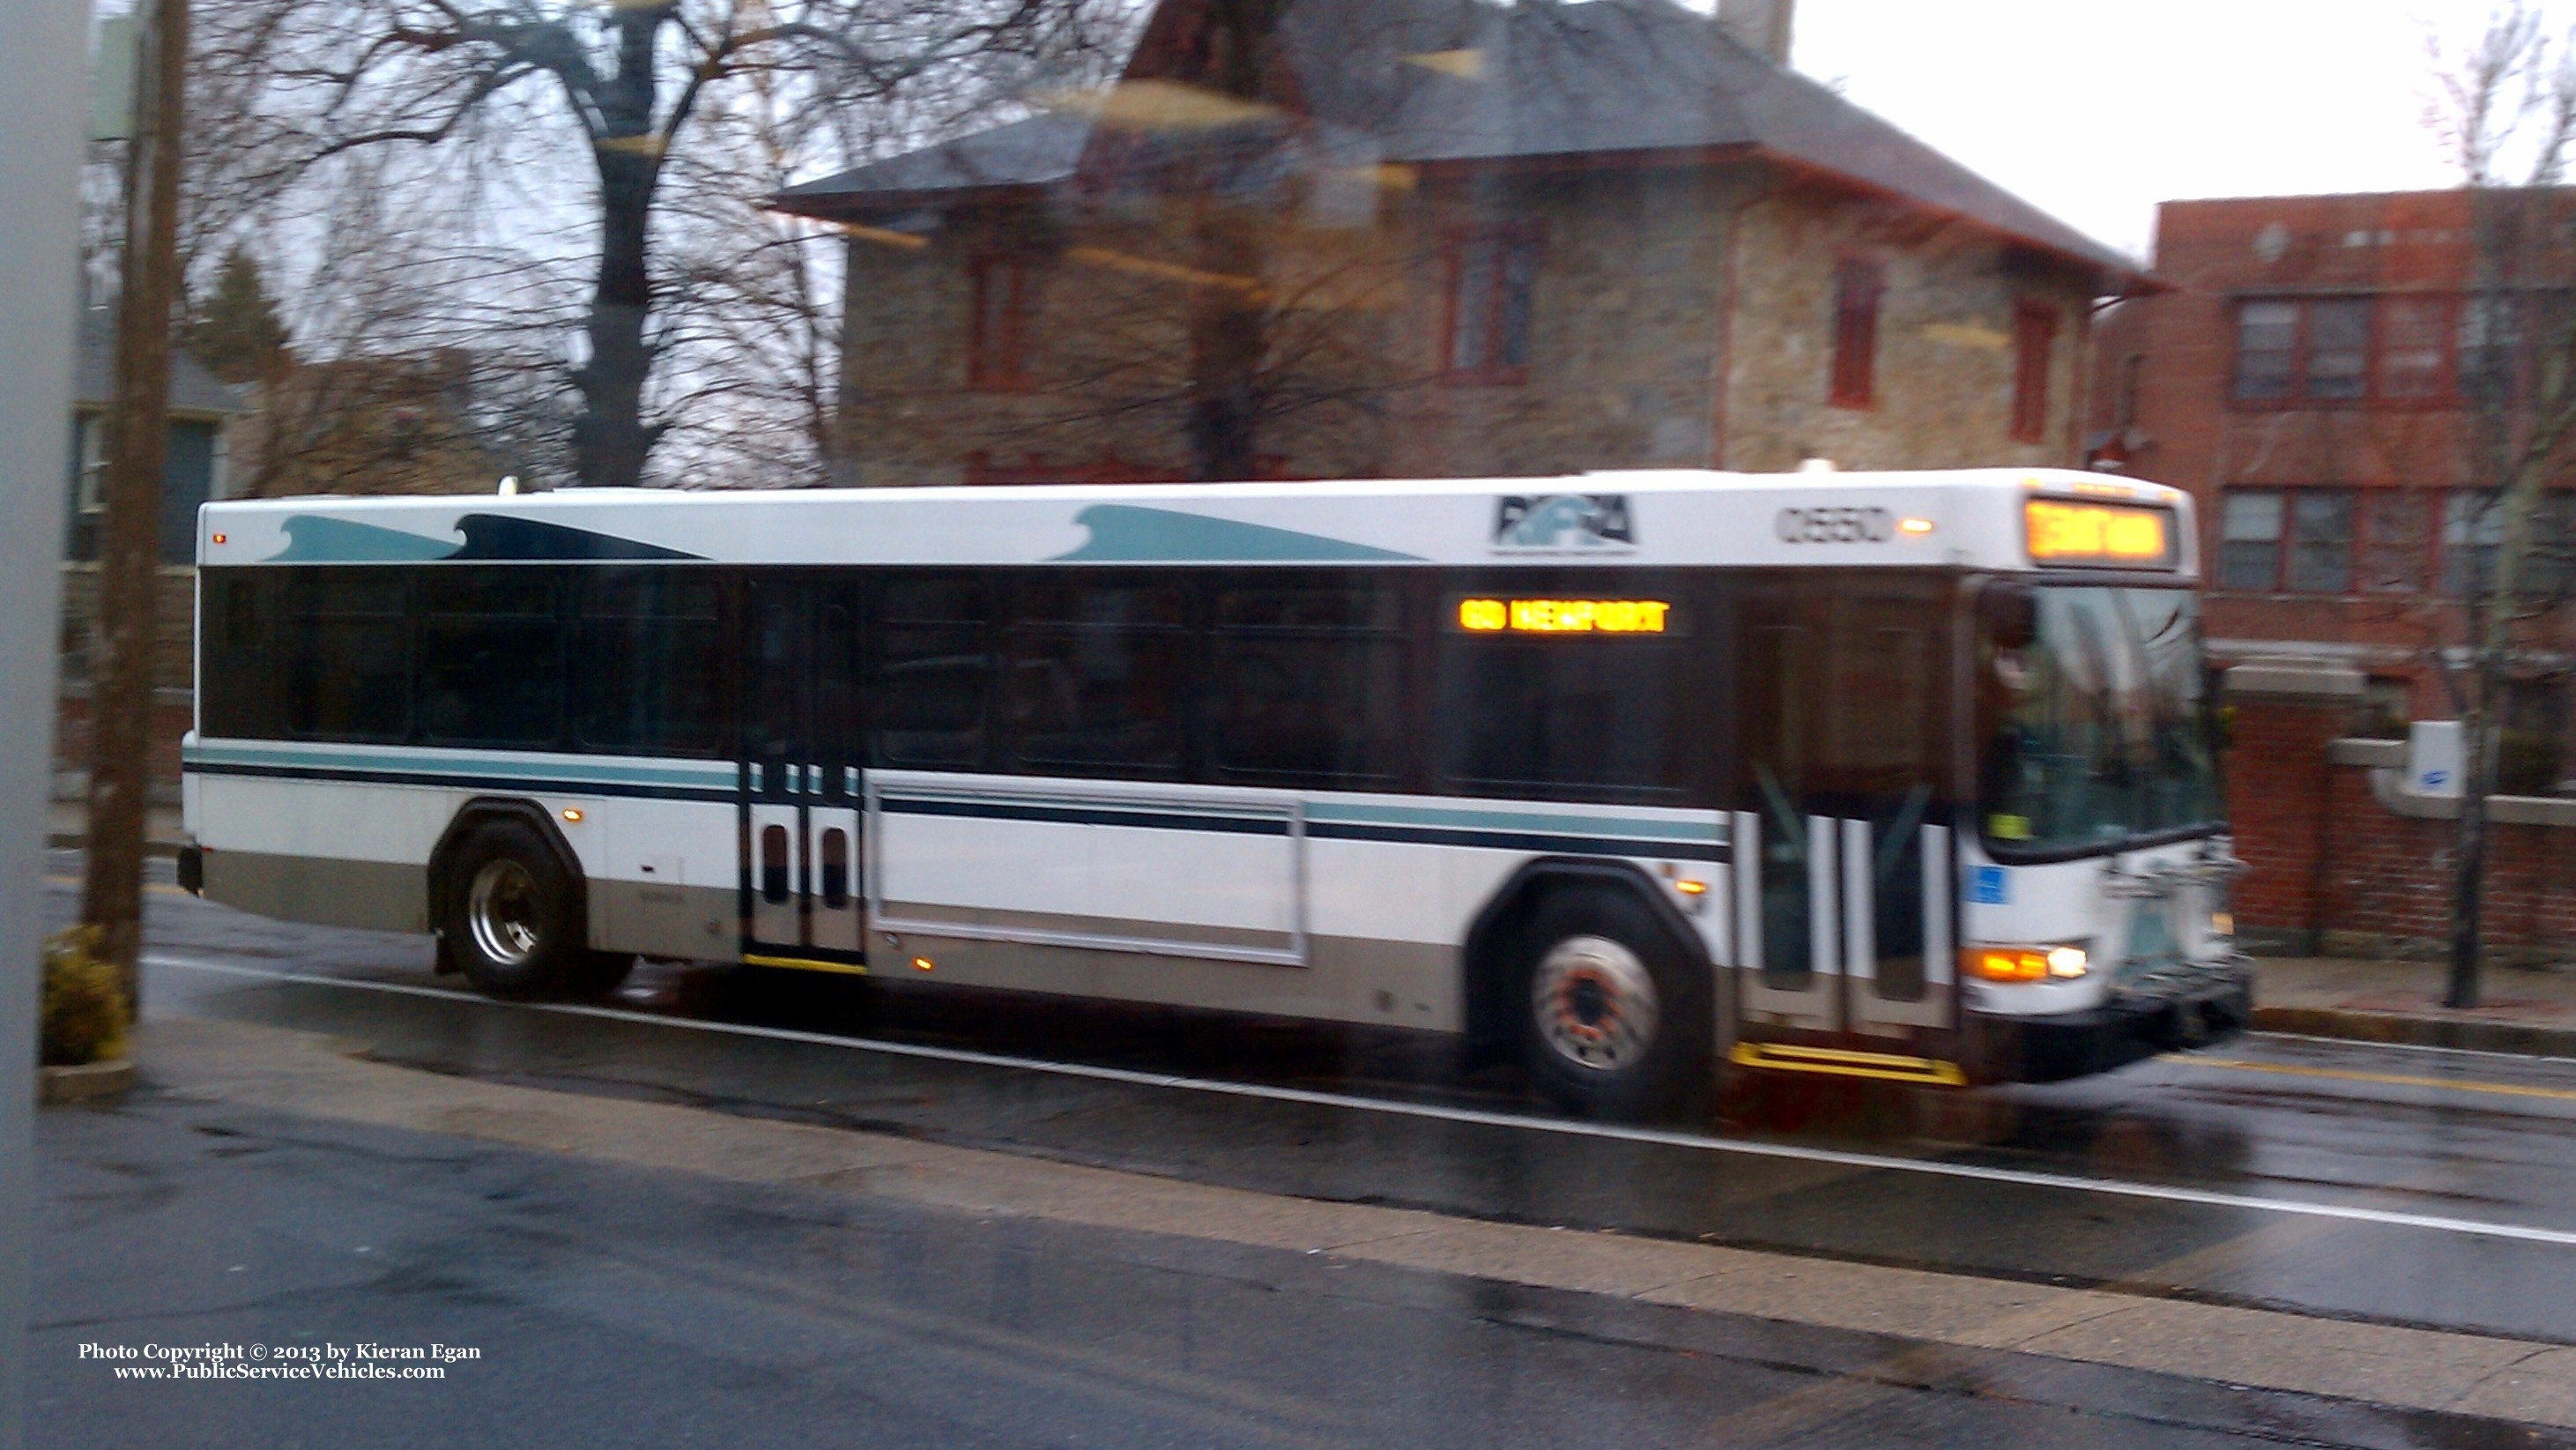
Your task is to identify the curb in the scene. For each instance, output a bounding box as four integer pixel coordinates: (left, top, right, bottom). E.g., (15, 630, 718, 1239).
(39, 1059, 136, 1105)
(2252, 1004, 2576, 1059)
(45, 835, 183, 859)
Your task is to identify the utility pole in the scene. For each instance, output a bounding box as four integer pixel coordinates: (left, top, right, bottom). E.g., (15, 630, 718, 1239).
(83, 0, 189, 1015)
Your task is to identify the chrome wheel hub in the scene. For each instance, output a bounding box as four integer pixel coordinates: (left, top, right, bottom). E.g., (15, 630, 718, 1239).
(467, 859, 544, 966)
(1532, 934, 1659, 1073)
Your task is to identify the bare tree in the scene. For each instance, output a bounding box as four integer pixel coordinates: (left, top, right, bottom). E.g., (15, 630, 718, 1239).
(206, 0, 1118, 488)
(2424, 2, 2576, 1003)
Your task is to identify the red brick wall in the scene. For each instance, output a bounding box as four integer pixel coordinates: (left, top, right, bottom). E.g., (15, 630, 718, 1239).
(2222, 697, 2343, 936)
(2228, 696, 2576, 956)
(53, 690, 190, 795)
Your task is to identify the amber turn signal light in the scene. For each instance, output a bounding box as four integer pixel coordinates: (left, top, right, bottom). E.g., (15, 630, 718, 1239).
(1962, 945, 2088, 982)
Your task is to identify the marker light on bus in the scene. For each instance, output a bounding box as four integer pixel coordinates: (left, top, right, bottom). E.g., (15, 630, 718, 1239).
(2024, 499, 2174, 568)
(1456, 598, 1671, 633)
(1963, 944, 2089, 982)
(1897, 517, 1934, 536)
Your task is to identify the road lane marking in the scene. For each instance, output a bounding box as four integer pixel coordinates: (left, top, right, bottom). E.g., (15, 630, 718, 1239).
(2185, 1055, 2576, 1104)
(145, 951, 2576, 1251)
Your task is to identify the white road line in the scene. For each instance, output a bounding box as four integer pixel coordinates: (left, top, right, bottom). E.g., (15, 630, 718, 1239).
(146, 951, 2576, 1250)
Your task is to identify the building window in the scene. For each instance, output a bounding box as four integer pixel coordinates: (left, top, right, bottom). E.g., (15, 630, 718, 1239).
(2218, 491, 2283, 590)
(2218, 487, 2357, 592)
(1444, 230, 1539, 382)
(2358, 493, 2431, 592)
(2459, 294, 2521, 404)
(2443, 489, 2576, 597)
(2232, 301, 2298, 400)
(1830, 257, 1883, 409)
(2304, 299, 2371, 399)
(2378, 296, 2450, 398)
(967, 256, 1036, 390)
(2286, 491, 2354, 591)
(2236, 294, 2519, 407)
(2443, 491, 2504, 596)
(2009, 301, 2058, 443)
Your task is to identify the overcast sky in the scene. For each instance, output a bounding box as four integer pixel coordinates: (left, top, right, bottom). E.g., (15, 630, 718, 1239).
(1786, 0, 2472, 263)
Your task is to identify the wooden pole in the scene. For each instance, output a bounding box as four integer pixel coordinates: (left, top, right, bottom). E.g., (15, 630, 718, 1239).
(83, 0, 189, 1017)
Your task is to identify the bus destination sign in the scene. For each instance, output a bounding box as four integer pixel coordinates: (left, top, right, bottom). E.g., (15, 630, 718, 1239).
(1456, 598, 1672, 634)
(2024, 499, 2176, 569)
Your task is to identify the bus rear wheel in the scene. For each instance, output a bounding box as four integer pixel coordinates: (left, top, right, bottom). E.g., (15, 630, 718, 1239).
(1516, 887, 1708, 1121)
(441, 818, 585, 999)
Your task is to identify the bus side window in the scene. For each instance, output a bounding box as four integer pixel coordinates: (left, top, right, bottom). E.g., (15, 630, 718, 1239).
(415, 569, 560, 748)
(873, 574, 992, 770)
(202, 572, 285, 740)
(574, 570, 724, 757)
(1210, 581, 1405, 786)
(1003, 578, 1186, 777)
(287, 568, 412, 744)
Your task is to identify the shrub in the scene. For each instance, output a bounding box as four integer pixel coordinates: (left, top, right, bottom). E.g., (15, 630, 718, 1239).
(41, 927, 127, 1067)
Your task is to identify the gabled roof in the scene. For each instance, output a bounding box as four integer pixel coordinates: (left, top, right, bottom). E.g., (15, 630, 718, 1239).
(775, 0, 2148, 288)
(73, 308, 247, 419)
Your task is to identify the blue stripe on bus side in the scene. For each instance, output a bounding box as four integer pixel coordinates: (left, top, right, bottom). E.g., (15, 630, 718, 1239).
(1302, 799, 1728, 846)
(183, 752, 1730, 861)
(880, 795, 1292, 837)
(1303, 821, 1728, 861)
(182, 762, 738, 804)
(183, 742, 734, 792)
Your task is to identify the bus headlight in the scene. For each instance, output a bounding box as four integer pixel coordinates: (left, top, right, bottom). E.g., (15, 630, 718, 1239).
(1964, 944, 2090, 982)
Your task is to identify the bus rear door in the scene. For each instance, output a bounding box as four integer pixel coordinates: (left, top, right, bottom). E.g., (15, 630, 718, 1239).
(742, 576, 867, 968)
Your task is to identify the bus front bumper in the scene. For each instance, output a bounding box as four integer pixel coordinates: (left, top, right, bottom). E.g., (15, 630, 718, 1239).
(1959, 962, 2253, 1085)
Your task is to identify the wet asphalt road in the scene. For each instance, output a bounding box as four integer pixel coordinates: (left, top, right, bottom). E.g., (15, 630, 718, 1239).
(44, 856, 2576, 1356)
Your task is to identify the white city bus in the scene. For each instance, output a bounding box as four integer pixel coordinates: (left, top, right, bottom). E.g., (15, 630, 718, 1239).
(180, 468, 2251, 1118)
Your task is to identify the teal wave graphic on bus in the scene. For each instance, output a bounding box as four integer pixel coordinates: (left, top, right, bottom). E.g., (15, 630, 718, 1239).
(1050, 504, 1420, 562)
(262, 514, 704, 563)
(266, 516, 464, 562)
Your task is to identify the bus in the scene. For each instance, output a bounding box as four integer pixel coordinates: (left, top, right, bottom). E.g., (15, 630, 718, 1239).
(179, 468, 2252, 1119)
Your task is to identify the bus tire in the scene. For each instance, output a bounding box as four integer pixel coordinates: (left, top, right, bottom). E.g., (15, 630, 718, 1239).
(440, 817, 583, 999)
(1515, 885, 1710, 1121)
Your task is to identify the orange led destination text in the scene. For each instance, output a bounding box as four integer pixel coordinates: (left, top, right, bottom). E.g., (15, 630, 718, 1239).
(2025, 500, 2171, 566)
(1457, 598, 1672, 634)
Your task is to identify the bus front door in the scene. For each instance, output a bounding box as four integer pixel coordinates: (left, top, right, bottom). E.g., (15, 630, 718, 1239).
(1732, 584, 1956, 1051)
(743, 576, 867, 968)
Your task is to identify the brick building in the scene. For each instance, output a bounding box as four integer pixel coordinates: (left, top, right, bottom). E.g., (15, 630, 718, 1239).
(2089, 190, 2576, 960)
(776, 0, 2149, 488)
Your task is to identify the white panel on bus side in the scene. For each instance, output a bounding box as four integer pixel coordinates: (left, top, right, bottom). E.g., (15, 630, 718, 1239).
(866, 774, 1303, 967)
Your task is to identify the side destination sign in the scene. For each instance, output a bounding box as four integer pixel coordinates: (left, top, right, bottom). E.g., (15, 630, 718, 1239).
(1456, 598, 1672, 634)
(2025, 498, 2176, 569)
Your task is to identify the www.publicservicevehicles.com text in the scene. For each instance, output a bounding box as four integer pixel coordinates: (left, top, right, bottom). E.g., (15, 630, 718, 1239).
(80, 1342, 479, 1379)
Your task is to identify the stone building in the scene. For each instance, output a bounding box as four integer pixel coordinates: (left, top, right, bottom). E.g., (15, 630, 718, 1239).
(776, 0, 2149, 489)
(55, 309, 246, 814)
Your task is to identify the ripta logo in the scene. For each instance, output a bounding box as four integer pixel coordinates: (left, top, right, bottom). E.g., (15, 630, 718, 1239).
(1491, 494, 1636, 554)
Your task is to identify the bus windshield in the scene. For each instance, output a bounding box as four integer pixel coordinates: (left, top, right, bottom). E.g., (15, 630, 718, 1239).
(1978, 584, 2224, 857)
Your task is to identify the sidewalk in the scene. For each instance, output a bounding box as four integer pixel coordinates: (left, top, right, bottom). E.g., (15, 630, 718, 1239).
(2253, 956, 2576, 1057)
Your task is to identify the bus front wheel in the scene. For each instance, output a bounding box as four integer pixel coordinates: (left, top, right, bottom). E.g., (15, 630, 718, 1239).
(440, 818, 587, 999)
(1516, 887, 1709, 1121)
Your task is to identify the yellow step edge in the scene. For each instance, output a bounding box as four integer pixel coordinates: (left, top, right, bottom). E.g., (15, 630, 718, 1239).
(742, 954, 870, 977)
(1729, 1040, 1968, 1087)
